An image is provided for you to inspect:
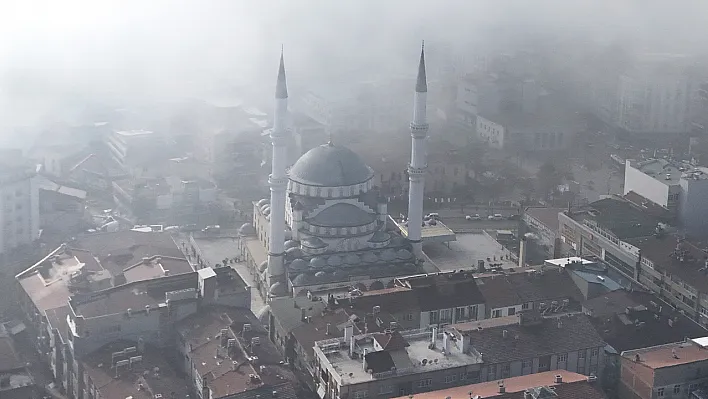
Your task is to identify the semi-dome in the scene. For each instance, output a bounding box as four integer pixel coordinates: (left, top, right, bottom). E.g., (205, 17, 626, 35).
(344, 254, 360, 265)
(256, 198, 269, 207)
(362, 252, 378, 264)
(289, 258, 308, 271)
(381, 249, 397, 262)
(289, 143, 374, 187)
(302, 237, 327, 249)
(309, 203, 376, 227)
(397, 249, 413, 260)
(256, 304, 270, 324)
(284, 240, 299, 250)
(310, 256, 326, 268)
(269, 282, 286, 296)
(238, 223, 255, 236)
(292, 273, 311, 286)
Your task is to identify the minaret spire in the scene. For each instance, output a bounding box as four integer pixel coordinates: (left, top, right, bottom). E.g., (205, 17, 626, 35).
(416, 41, 427, 93)
(267, 48, 290, 299)
(407, 41, 429, 256)
(276, 46, 288, 99)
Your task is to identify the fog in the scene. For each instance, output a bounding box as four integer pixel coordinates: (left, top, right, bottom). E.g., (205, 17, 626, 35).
(2, 0, 707, 133)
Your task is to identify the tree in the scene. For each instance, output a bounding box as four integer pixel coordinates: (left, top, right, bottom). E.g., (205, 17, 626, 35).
(537, 161, 561, 200)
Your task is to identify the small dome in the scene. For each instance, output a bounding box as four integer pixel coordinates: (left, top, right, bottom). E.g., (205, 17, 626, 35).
(331, 270, 345, 280)
(368, 230, 390, 243)
(269, 281, 287, 296)
(403, 262, 417, 272)
(391, 236, 408, 246)
(258, 260, 268, 273)
(260, 204, 270, 213)
(292, 273, 311, 286)
(263, 207, 271, 216)
(327, 255, 342, 267)
(256, 304, 271, 324)
(302, 237, 327, 249)
(397, 249, 413, 260)
(256, 198, 269, 207)
(286, 247, 303, 259)
(310, 257, 326, 268)
(238, 223, 255, 236)
(284, 240, 299, 249)
(289, 258, 308, 271)
(362, 252, 378, 264)
(344, 254, 360, 265)
(381, 249, 397, 262)
(314, 271, 326, 278)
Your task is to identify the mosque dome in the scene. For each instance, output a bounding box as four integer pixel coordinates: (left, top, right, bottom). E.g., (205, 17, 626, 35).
(256, 305, 271, 324)
(238, 223, 255, 236)
(314, 271, 327, 278)
(309, 204, 376, 227)
(256, 199, 269, 207)
(258, 261, 268, 273)
(289, 144, 374, 187)
(327, 255, 342, 267)
(310, 257, 326, 268)
(302, 237, 327, 250)
(381, 249, 397, 262)
(284, 240, 299, 250)
(289, 258, 308, 272)
(269, 282, 286, 296)
(362, 252, 378, 264)
(285, 247, 303, 259)
(397, 249, 413, 260)
(344, 254, 360, 265)
(292, 273, 311, 286)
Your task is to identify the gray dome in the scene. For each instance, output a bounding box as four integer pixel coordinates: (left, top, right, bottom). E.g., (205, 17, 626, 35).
(292, 273, 311, 286)
(302, 237, 327, 249)
(256, 198, 269, 207)
(309, 204, 376, 227)
(269, 281, 287, 296)
(381, 249, 397, 262)
(344, 254, 360, 265)
(284, 240, 299, 250)
(362, 252, 378, 264)
(258, 260, 268, 273)
(310, 257, 326, 268)
(289, 258, 308, 271)
(397, 249, 413, 260)
(391, 236, 408, 246)
(289, 143, 374, 187)
(260, 204, 270, 213)
(263, 207, 271, 216)
(314, 271, 326, 278)
(327, 255, 342, 267)
(256, 304, 271, 324)
(238, 223, 255, 236)
(286, 247, 303, 259)
(369, 230, 390, 243)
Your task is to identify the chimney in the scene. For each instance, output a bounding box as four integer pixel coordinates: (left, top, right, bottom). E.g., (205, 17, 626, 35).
(301, 308, 306, 322)
(498, 382, 506, 393)
(145, 305, 150, 315)
(362, 348, 368, 370)
(431, 326, 438, 348)
(373, 305, 381, 315)
(502, 329, 508, 339)
(519, 236, 528, 268)
(442, 332, 451, 355)
(349, 334, 356, 357)
(555, 374, 563, 383)
(326, 323, 331, 335)
(344, 323, 354, 343)
(557, 320, 562, 329)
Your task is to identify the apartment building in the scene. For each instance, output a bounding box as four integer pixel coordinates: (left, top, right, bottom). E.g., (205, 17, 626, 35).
(391, 370, 607, 399)
(106, 129, 167, 172)
(522, 207, 564, 260)
(620, 338, 708, 399)
(312, 312, 605, 399)
(0, 150, 39, 260)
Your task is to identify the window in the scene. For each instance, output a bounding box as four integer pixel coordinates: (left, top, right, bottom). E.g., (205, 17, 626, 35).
(578, 350, 586, 359)
(459, 372, 467, 380)
(507, 307, 516, 316)
(657, 387, 664, 397)
(591, 348, 599, 357)
(354, 391, 368, 399)
(522, 360, 532, 369)
(492, 309, 502, 318)
(417, 379, 432, 388)
(674, 385, 681, 394)
(405, 313, 413, 321)
(558, 353, 567, 363)
(429, 311, 439, 323)
(444, 374, 457, 383)
(522, 302, 531, 310)
(487, 365, 497, 380)
(589, 364, 598, 375)
(378, 385, 393, 395)
(501, 364, 510, 378)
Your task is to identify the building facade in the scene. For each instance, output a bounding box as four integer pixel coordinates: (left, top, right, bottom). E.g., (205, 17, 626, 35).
(0, 151, 40, 260)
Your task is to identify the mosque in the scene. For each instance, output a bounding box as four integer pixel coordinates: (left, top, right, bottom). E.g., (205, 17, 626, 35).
(239, 44, 442, 300)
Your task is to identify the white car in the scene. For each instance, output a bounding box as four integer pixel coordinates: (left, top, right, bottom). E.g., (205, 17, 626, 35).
(466, 214, 482, 221)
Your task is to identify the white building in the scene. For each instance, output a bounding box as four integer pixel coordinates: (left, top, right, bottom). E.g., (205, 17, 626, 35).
(106, 129, 166, 171)
(624, 158, 708, 233)
(476, 115, 505, 149)
(0, 151, 39, 259)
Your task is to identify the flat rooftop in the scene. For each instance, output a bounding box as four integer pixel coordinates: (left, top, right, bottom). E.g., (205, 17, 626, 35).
(544, 257, 597, 268)
(623, 339, 708, 369)
(82, 340, 190, 399)
(525, 207, 563, 233)
(391, 217, 457, 244)
(627, 235, 708, 292)
(630, 158, 683, 185)
(316, 329, 482, 386)
(423, 232, 516, 271)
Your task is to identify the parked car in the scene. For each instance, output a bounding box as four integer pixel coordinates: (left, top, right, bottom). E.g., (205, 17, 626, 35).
(466, 214, 482, 221)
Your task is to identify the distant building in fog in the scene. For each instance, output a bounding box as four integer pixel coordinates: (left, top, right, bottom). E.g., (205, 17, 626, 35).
(0, 150, 39, 259)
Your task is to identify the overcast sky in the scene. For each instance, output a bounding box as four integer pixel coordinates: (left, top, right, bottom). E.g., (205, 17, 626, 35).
(1, 0, 707, 131)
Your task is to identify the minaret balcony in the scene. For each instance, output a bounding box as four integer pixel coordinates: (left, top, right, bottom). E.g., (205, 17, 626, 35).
(268, 175, 288, 187)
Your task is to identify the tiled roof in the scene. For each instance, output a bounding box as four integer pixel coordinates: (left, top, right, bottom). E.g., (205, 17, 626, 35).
(477, 269, 584, 309)
(458, 314, 605, 364)
(398, 272, 486, 311)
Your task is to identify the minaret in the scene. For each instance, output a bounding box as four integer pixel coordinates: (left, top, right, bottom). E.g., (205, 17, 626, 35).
(407, 42, 429, 256)
(267, 49, 289, 298)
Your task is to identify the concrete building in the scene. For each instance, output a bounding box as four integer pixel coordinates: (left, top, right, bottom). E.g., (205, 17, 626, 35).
(391, 370, 607, 399)
(620, 338, 708, 399)
(624, 159, 682, 212)
(313, 312, 605, 399)
(0, 150, 40, 260)
(0, 334, 39, 399)
(522, 207, 564, 261)
(106, 129, 167, 172)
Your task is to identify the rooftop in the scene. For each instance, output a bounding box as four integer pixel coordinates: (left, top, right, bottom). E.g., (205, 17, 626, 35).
(0, 336, 23, 373)
(393, 217, 457, 245)
(16, 231, 191, 316)
(422, 232, 515, 272)
(627, 234, 708, 292)
(568, 197, 668, 240)
(176, 307, 298, 399)
(81, 340, 190, 399)
(629, 158, 683, 185)
(395, 271, 486, 311)
(524, 207, 563, 234)
(392, 370, 606, 399)
(315, 328, 483, 386)
(583, 290, 707, 352)
(622, 339, 708, 370)
(476, 268, 584, 310)
(450, 313, 605, 364)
